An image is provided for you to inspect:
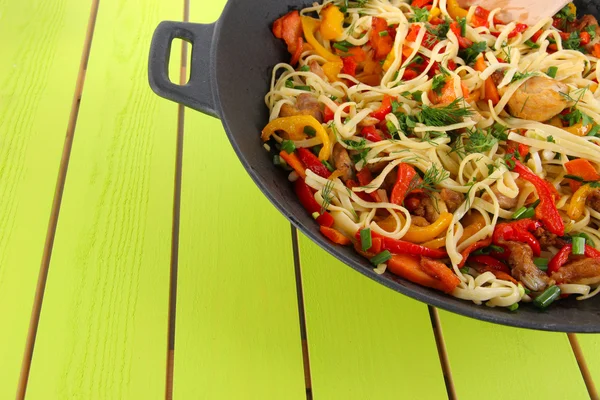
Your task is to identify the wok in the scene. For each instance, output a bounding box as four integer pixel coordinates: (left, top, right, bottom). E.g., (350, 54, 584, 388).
(148, 0, 600, 332)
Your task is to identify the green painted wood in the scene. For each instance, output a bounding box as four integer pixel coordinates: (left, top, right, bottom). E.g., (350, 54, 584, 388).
(440, 311, 590, 400)
(578, 334, 600, 389)
(0, 0, 89, 397)
(298, 235, 447, 400)
(24, 0, 183, 398)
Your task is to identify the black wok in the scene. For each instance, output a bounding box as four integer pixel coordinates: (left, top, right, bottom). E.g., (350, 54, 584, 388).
(148, 0, 600, 332)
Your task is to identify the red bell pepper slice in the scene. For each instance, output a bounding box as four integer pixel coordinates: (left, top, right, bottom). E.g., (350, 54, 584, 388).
(458, 237, 492, 268)
(347, 179, 372, 202)
(357, 168, 382, 202)
(406, 24, 421, 43)
(361, 126, 383, 142)
(512, 160, 564, 236)
(411, 0, 432, 7)
(294, 179, 334, 227)
(324, 106, 334, 123)
(548, 244, 600, 274)
(450, 21, 472, 49)
(492, 219, 542, 256)
(370, 17, 394, 60)
(469, 255, 511, 274)
(382, 236, 448, 259)
(390, 163, 419, 205)
(580, 31, 591, 46)
(509, 23, 528, 38)
(296, 148, 331, 179)
(342, 56, 358, 77)
(531, 30, 543, 42)
(272, 11, 304, 66)
(320, 226, 351, 245)
(371, 94, 394, 121)
(565, 158, 600, 192)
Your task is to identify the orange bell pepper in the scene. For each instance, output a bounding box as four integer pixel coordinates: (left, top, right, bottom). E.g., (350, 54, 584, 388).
(320, 226, 351, 245)
(279, 150, 306, 180)
(272, 11, 304, 65)
(387, 254, 460, 294)
(565, 158, 600, 192)
(319, 5, 344, 40)
(474, 55, 500, 105)
(429, 79, 469, 105)
(369, 17, 394, 60)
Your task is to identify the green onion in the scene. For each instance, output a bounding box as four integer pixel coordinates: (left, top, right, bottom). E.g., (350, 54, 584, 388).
(460, 267, 470, 274)
(572, 236, 586, 255)
(333, 42, 349, 52)
(508, 303, 519, 311)
(533, 258, 549, 271)
(294, 85, 312, 91)
(530, 199, 541, 209)
(512, 206, 535, 220)
(304, 126, 317, 137)
(379, 30, 389, 37)
(386, 120, 398, 135)
(285, 79, 294, 88)
(588, 124, 600, 137)
(370, 250, 392, 266)
(572, 232, 594, 248)
(322, 160, 335, 172)
(361, 228, 372, 251)
(391, 100, 402, 113)
(273, 155, 282, 166)
(524, 287, 531, 295)
(547, 66, 558, 78)
(299, 65, 310, 72)
(281, 140, 296, 154)
(524, 39, 539, 48)
(564, 174, 585, 182)
(533, 285, 561, 309)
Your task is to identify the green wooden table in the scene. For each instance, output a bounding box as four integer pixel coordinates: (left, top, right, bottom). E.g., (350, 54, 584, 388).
(2, 0, 600, 398)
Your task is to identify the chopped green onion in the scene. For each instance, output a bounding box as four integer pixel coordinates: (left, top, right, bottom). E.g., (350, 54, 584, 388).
(460, 267, 470, 274)
(533, 285, 561, 309)
(281, 140, 296, 154)
(333, 42, 349, 52)
(304, 126, 317, 137)
(285, 79, 294, 88)
(294, 85, 312, 91)
(530, 199, 541, 209)
(273, 155, 282, 166)
(508, 303, 519, 311)
(524, 39, 539, 48)
(512, 206, 535, 220)
(370, 250, 392, 266)
(524, 287, 531, 295)
(322, 160, 335, 172)
(547, 66, 558, 78)
(379, 30, 389, 37)
(564, 174, 585, 182)
(572, 232, 594, 248)
(361, 228, 372, 251)
(533, 258, 549, 271)
(386, 120, 398, 135)
(572, 236, 586, 255)
(391, 100, 402, 113)
(299, 65, 310, 72)
(588, 124, 600, 137)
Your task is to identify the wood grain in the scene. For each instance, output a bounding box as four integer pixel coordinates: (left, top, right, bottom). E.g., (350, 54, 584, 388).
(298, 235, 447, 400)
(440, 311, 590, 400)
(172, 113, 306, 399)
(0, 0, 90, 397)
(23, 0, 183, 398)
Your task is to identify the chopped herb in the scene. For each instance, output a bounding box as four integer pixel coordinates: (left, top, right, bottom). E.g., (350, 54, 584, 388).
(511, 71, 535, 83)
(512, 206, 535, 220)
(524, 40, 539, 49)
(294, 85, 312, 91)
(547, 136, 555, 143)
(460, 267, 470, 274)
(333, 42, 349, 52)
(343, 138, 367, 150)
(320, 180, 335, 214)
(459, 41, 487, 65)
(322, 160, 335, 172)
(432, 75, 447, 95)
(391, 100, 402, 113)
(508, 303, 519, 311)
(588, 124, 600, 136)
(281, 140, 295, 154)
(572, 236, 586, 255)
(411, 163, 450, 193)
(410, 6, 430, 22)
(534, 257, 548, 271)
(533, 285, 561, 309)
(547, 66, 558, 78)
(379, 30, 389, 37)
(285, 79, 294, 88)
(426, 19, 450, 40)
(361, 228, 372, 251)
(299, 65, 311, 72)
(465, 128, 498, 154)
(386, 120, 399, 135)
(585, 25, 597, 40)
(458, 17, 467, 36)
(370, 250, 392, 266)
(561, 31, 583, 51)
(304, 126, 317, 137)
(418, 98, 473, 127)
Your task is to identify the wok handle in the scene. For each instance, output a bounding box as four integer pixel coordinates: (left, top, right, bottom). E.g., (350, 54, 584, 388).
(148, 21, 220, 118)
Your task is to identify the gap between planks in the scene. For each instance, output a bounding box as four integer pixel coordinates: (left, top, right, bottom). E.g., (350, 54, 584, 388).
(428, 306, 457, 400)
(165, 0, 190, 399)
(568, 334, 599, 400)
(15, 0, 101, 398)
(291, 227, 314, 400)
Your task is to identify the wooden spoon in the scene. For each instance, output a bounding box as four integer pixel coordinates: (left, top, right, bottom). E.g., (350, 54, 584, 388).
(457, 0, 572, 26)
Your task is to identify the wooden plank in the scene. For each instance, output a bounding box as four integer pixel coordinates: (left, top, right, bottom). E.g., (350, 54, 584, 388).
(0, 0, 90, 397)
(298, 235, 448, 400)
(440, 311, 590, 399)
(24, 0, 183, 398)
(578, 334, 600, 391)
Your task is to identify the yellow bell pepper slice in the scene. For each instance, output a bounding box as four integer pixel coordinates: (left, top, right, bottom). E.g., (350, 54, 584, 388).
(458, 212, 486, 245)
(422, 237, 446, 249)
(320, 5, 344, 41)
(261, 115, 332, 161)
(564, 122, 592, 136)
(446, 0, 468, 19)
(429, 7, 441, 21)
(322, 60, 343, 81)
(403, 212, 454, 243)
(568, 183, 596, 220)
(302, 16, 341, 62)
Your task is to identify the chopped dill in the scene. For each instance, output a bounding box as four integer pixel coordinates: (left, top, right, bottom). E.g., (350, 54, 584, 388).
(418, 98, 473, 127)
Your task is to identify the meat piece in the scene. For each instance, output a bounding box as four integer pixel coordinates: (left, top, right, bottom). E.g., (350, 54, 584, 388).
(412, 216, 430, 227)
(482, 184, 518, 209)
(440, 188, 464, 213)
(413, 196, 440, 223)
(503, 241, 550, 291)
(280, 93, 323, 122)
(332, 143, 354, 182)
(506, 76, 570, 122)
(533, 227, 568, 248)
(586, 189, 600, 213)
(550, 258, 600, 285)
(380, 168, 398, 193)
(568, 15, 600, 52)
(309, 60, 327, 81)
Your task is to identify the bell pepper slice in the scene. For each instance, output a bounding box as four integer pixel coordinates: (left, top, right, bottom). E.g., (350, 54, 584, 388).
(512, 160, 564, 236)
(279, 150, 306, 180)
(565, 159, 600, 192)
(387, 254, 460, 293)
(320, 226, 351, 245)
(403, 212, 454, 243)
(296, 148, 331, 179)
(371, 94, 394, 121)
(390, 163, 420, 205)
(273, 11, 304, 65)
(356, 168, 382, 202)
(449, 21, 472, 49)
(369, 17, 394, 60)
(469, 255, 511, 274)
(361, 126, 383, 142)
(458, 237, 492, 268)
(342, 56, 358, 76)
(294, 179, 334, 227)
(382, 236, 448, 258)
(322, 60, 343, 82)
(458, 213, 486, 245)
(492, 218, 542, 256)
(319, 5, 344, 41)
(447, 0, 468, 19)
(262, 116, 332, 161)
(474, 55, 500, 105)
(547, 244, 572, 274)
(301, 16, 341, 62)
(567, 184, 596, 220)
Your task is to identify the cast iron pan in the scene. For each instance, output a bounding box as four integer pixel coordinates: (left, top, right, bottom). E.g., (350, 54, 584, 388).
(148, 0, 600, 332)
